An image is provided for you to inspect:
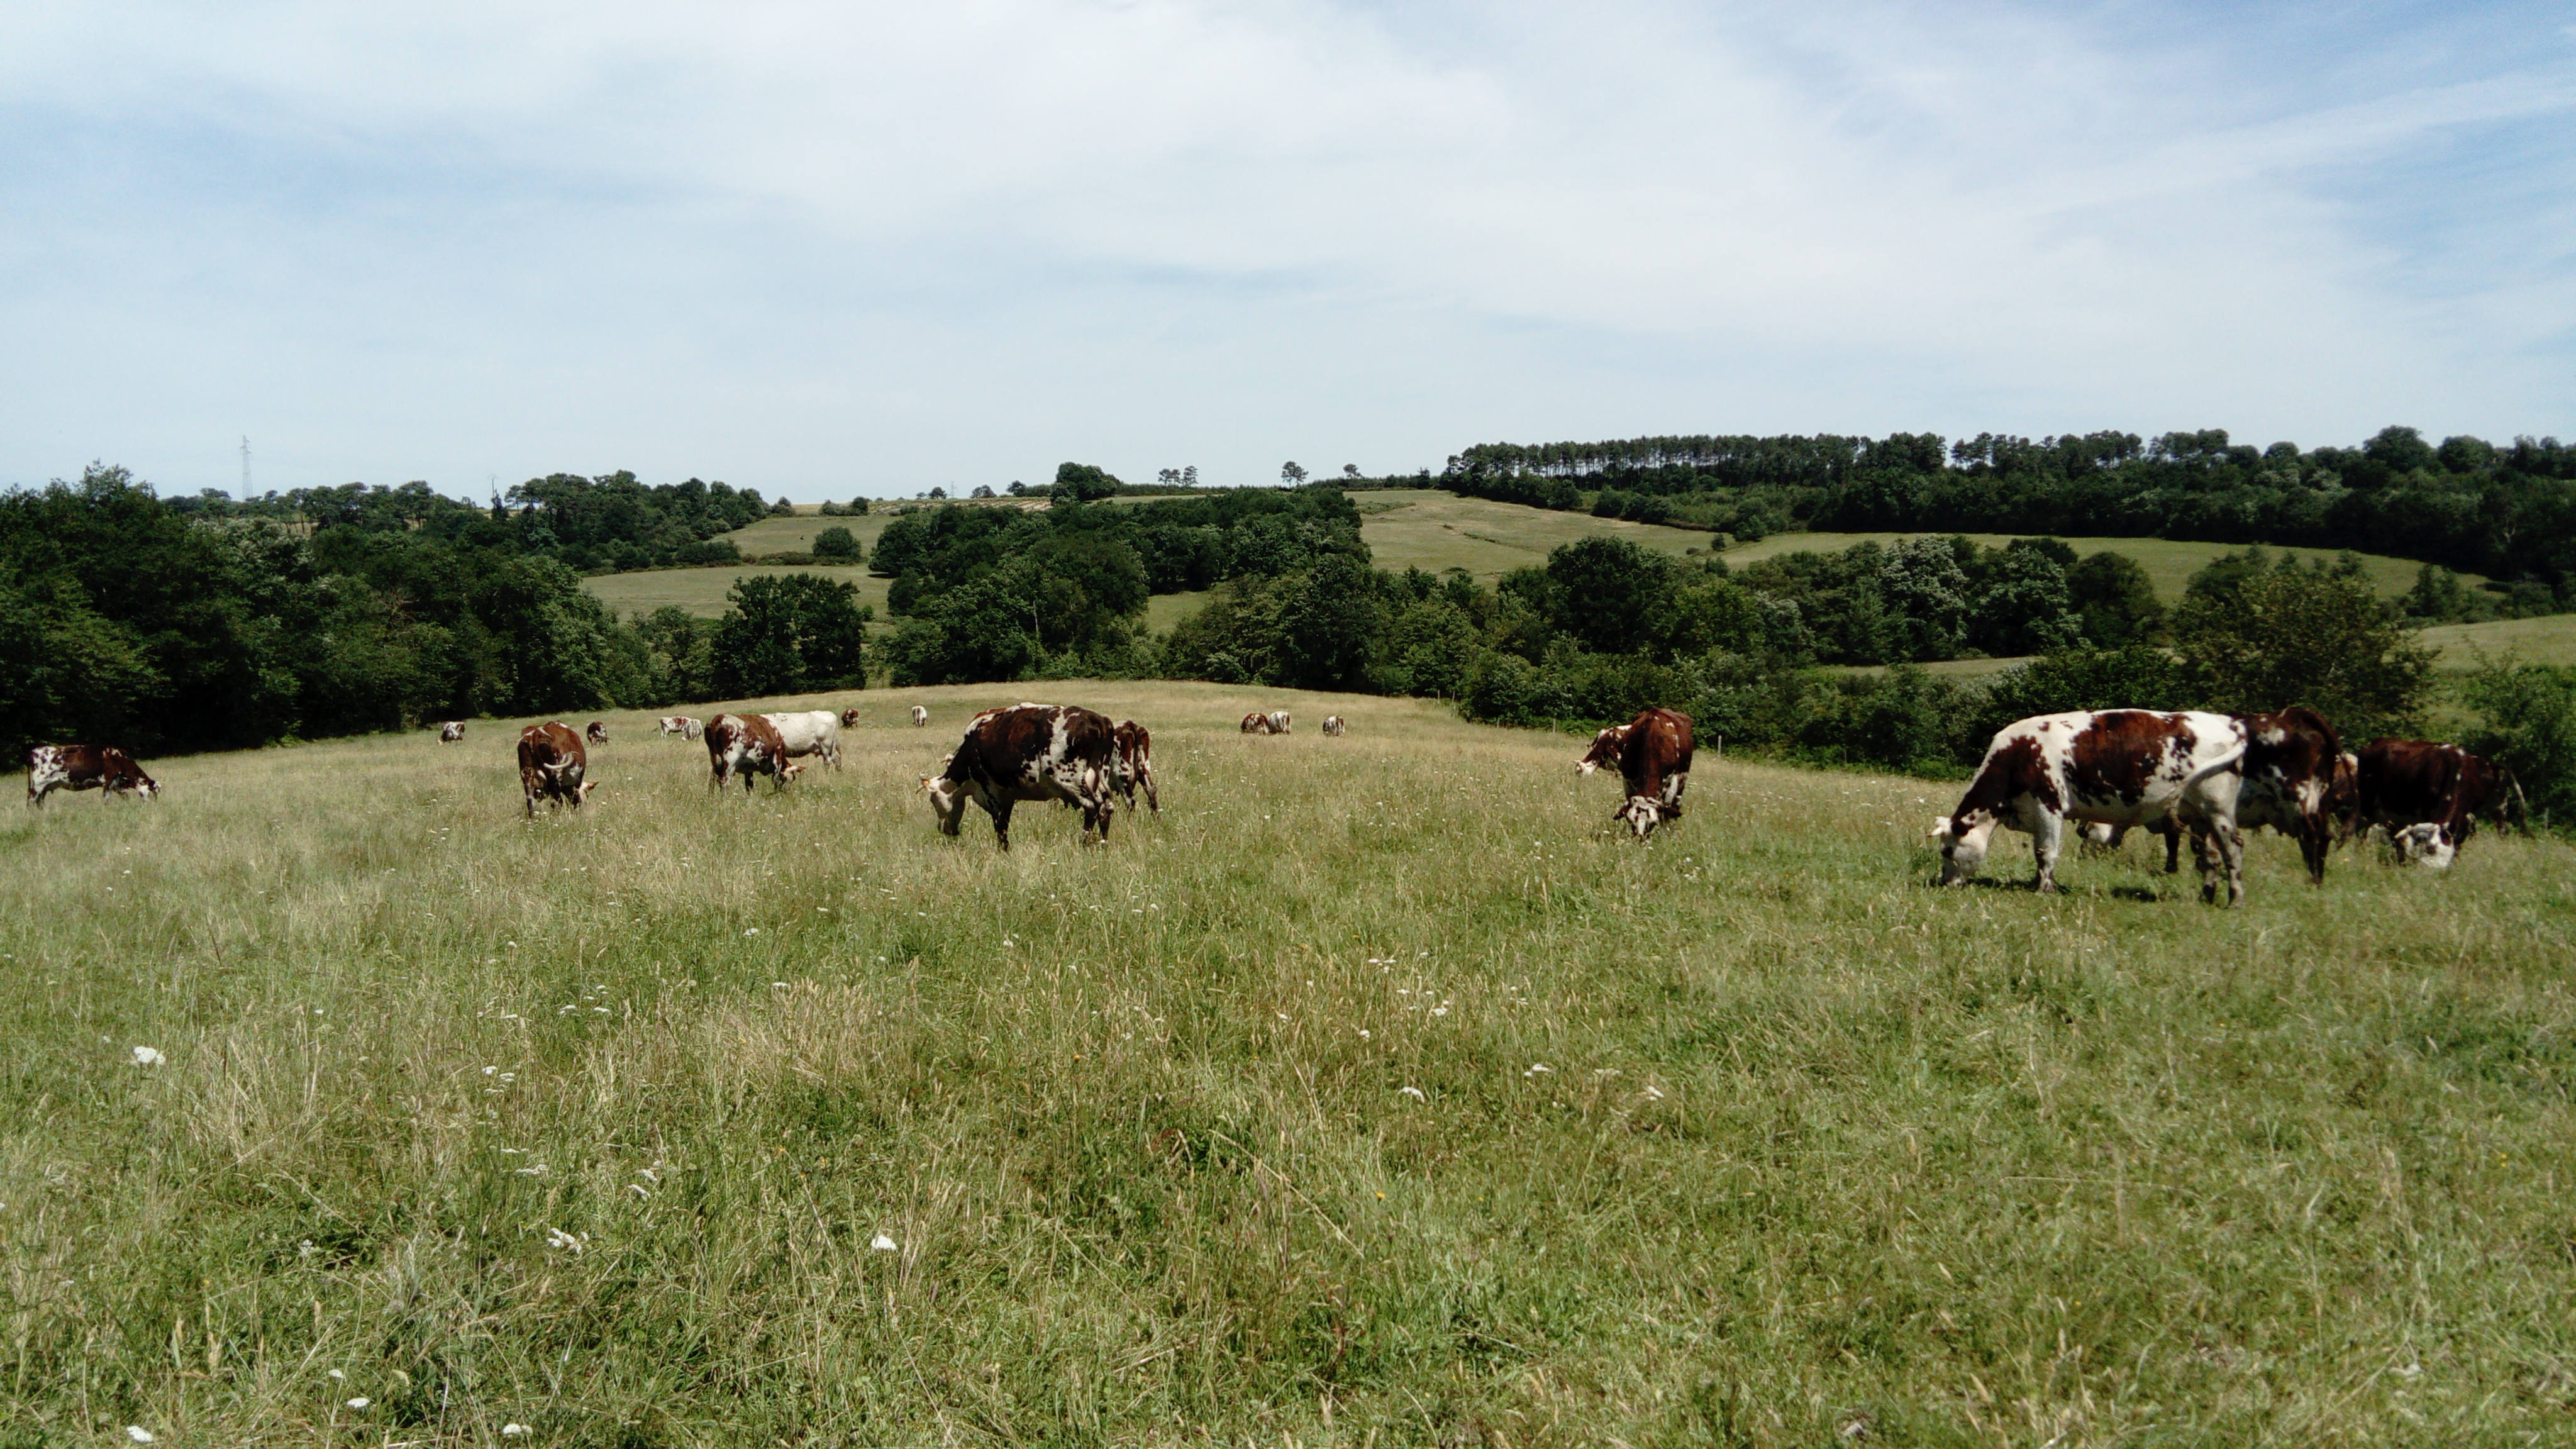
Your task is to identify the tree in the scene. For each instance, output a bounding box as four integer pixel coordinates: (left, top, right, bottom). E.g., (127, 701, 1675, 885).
(2067, 551, 2161, 646)
(812, 526, 860, 561)
(1967, 541, 2082, 657)
(711, 574, 869, 697)
(2459, 661, 2576, 828)
(1877, 536, 1973, 661)
(1280, 462, 1308, 487)
(970, 484, 996, 499)
(2172, 562, 2434, 737)
(1543, 536, 1674, 654)
(1051, 463, 1121, 503)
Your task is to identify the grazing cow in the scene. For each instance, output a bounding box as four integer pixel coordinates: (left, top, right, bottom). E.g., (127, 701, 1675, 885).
(922, 703, 1118, 849)
(585, 720, 609, 745)
(1267, 710, 1292, 735)
(26, 745, 160, 808)
(1575, 708, 1692, 838)
(516, 723, 594, 817)
(760, 710, 843, 771)
(2348, 738, 2527, 869)
(1322, 715, 1346, 736)
(2226, 707, 2343, 884)
(839, 708, 862, 729)
(1241, 712, 1271, 735)
(911, 705, 930, 727)
(438, 721, 465, 743)
(658, 716, 703, 741)
(704, 713, 801, 793)
(1112, 719, 1160, 814)
(1931, 710, 2249, 904)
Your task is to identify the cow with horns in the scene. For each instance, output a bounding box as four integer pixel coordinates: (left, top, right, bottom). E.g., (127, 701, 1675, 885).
(26, 745, 160, 808)
(516, 723, 594, 817)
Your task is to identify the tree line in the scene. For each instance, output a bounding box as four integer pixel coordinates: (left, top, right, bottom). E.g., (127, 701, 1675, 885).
(1438, 426, 2576, 611)
(1, 465, 860, 754)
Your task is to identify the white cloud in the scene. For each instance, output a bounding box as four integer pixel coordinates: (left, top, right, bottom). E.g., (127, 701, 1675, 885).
(1, 0, 2570, 495)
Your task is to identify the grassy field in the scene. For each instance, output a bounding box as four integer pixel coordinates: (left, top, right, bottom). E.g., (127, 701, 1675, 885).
(7, 682, 2575, 1445)
(1354, 490, 1715, 579)
(2421, 615, 2576, 669)
(584, 564, 889, 621)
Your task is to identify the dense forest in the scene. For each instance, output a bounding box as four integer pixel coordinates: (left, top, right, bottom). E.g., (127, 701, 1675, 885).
(1438, 426, 2576, 614)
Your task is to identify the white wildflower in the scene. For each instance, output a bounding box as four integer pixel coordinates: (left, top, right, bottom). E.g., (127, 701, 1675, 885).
(126, 1428, 155, 1443)
(502, 1426, 531, 1438)
(545, 1228, 584, 1253)
(328, 1369, 345, 1380)
(346, 1397, 370, 1409)
(1524, 1063, 1553, 1077)
(1643, 1085, 1665, 1101)
(1398, 1086, 1425, 1100)
(744, 928, 760, 936)
(870, 1234, 898, 1252)
(130, 1045, 165, 1067)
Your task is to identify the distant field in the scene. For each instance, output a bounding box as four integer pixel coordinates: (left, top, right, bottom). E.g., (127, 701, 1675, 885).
(1355, 489, 1716, 579)
(1724, 530, 2469, 601)
(2419, 614, 2576, 667)
(8, 680, 2573, 1441)
(586, 563, 887, 619)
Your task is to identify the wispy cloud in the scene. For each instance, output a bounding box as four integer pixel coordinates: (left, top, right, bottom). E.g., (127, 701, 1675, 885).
(3, 0, 2569, 496)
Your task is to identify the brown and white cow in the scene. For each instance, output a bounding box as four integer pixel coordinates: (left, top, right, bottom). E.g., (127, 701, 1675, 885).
(911, 705, 930, 728)
(1241, 712, 1272, 735)
(2347, 737, 2527, 869)
(26, 745, 160, 808)
(1321, 715, 1347, 736)
(1575, 708, 1692, 838)
(585, 720, 609, 745)
(1932, 710, 2249, 904)
(839, 708, 863, 730)
(1266, 709, 1292, 735)
(516, 723, 594, 817)
(658, 716, 703, 741)
(922, 703, 1118, 849)
(2225, 707, 2343, 884)
(438, 721, 465, 743)
(1112, 718, 1159, 814)
(705, 713, 801, 793)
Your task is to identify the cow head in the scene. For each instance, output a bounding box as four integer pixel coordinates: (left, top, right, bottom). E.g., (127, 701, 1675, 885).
(1616, 794, 1665, 838)
(840, 709, 862, 728)
(2396, 823, 2457, 869)
(1928, 813, 1998, 885)
(920, 774, 965, 835)
(1575, 726, 1626, 775)
(128, 772, 160, 801)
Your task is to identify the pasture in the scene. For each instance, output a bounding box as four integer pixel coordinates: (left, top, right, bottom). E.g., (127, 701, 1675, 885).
(9, 684, 2572, 1445)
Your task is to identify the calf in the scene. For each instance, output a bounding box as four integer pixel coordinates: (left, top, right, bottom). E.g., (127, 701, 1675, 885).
(911, 705, 930, 728)
(585, 720, 609, 745)
(922, 703, 1118, 849)
(26, 745, 160, 808)
(763, 709, 843, 771)
(438, 721, 465, 743)
(516, 723, 594, 817)
(658, 716, 704, 741)
(1267, 710, 1292, 735)
(2349, 738, 2526, 869)
(1241, 712, 1272, 735)
(705, 713, 802, 792)
(1576, 708, 1692, 838)
(1322, 715, 1347, 736)
(1932, 710, 2249, 904)
(1113, 719, 1160, 814)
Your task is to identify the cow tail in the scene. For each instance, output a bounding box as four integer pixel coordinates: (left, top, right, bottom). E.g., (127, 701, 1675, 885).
(2182, 739, 2248, 789)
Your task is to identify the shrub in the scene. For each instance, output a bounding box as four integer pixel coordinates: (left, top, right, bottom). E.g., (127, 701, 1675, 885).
(812, 526, 861, 562)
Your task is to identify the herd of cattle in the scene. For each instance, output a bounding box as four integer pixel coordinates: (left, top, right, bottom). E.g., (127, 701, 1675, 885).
(23, 699, 2533, 899)
(1573, 701, 2528, 905)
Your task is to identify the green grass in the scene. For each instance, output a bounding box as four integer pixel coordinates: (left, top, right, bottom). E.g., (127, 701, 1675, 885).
(1356, 489, 1716, 579)
(7, 682, 2576, 1444)
(2421, 615, 2576, 669)
(584, 563, 889, 621)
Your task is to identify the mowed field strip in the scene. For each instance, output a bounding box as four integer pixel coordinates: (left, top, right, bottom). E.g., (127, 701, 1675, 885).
(6, 682, 2574, 1442)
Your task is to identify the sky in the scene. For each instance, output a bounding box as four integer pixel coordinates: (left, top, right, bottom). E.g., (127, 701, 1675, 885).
(3, 1, 2571, 500)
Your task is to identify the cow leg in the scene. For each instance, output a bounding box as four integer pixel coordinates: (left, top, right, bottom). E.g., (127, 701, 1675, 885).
(2297, 819, 2329, 886)
(2158, 820, 2182, 874)
(2028, 811, 2065, 893)
(1141, 765, 1158, 814)
(986, 797, 1016, 850)
(2196, 824, 2245, 906)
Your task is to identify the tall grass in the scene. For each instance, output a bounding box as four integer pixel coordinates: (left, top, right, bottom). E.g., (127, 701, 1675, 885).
(4, 682, 2573, 1445)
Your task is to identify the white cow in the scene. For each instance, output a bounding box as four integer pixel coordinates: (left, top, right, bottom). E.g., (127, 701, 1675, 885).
(1321, 715, 1346, 736)
(762, 711, 843, 770)
(1930, 709, 2250, 906)
(911, 705, 930, 727)
(1265, 709, 1292, 735)
(658, 716, 703, 741)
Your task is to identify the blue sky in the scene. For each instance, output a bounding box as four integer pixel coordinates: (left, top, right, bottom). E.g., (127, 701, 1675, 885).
(3, 1, 2570, 499)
